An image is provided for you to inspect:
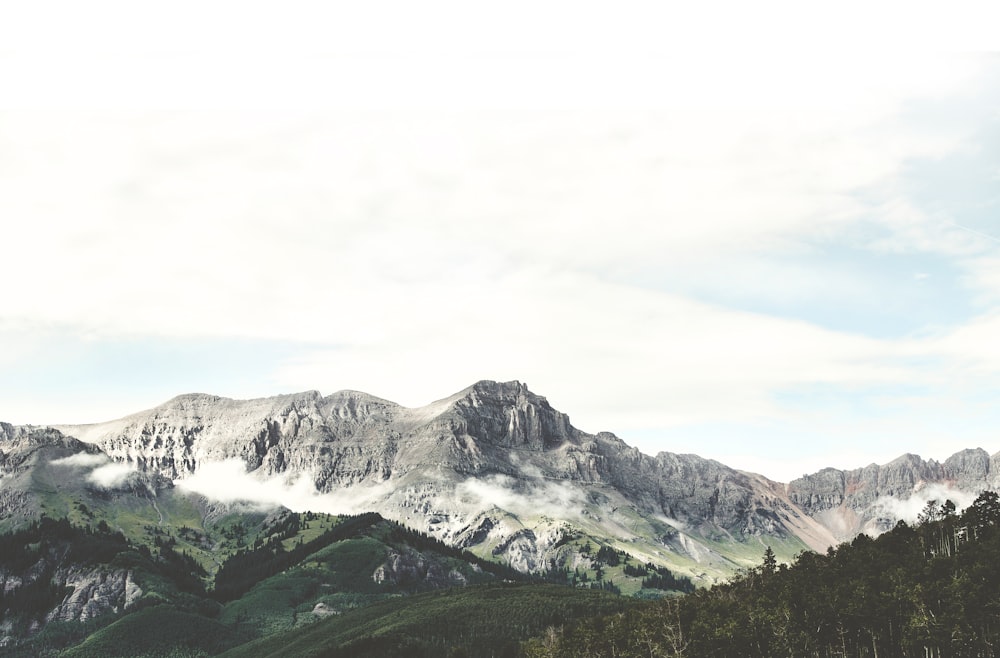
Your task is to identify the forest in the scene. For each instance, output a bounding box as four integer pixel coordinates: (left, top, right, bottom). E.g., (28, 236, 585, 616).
(523, 490, 1000, 658)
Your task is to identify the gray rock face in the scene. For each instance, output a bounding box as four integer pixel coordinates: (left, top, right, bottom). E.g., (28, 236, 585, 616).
(0, 532, 142, 629)
(371, 547, 468, 588)
(0, 423, 102, 477)
(787, 448, 999, 539)
(57, 382, 804, 535)
(945, 448, 992, 483)
(45, 568, 142, 623)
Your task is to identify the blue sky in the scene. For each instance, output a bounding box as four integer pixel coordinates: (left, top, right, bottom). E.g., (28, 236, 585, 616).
(1, 3, 999, 481)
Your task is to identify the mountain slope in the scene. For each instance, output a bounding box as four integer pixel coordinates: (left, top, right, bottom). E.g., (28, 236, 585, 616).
(46, 380, 1000, 583)
(53, 381, 829, 582)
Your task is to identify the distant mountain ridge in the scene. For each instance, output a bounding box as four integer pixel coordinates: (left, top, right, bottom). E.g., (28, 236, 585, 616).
(26, 380, 998, 582)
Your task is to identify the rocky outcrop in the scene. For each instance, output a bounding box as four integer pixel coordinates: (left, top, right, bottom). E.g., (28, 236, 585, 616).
(0, 532, 143, 631)
(46, 568, 142, 623)
(371, 547, 468, 588)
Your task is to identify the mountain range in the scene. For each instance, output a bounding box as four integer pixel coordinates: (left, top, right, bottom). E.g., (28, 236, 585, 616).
(3, 379, 987, 583)
(3, 379, 1000, 655)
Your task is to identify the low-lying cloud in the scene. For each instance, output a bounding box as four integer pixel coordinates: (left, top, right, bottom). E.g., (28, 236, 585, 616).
(872, 483, 980, 525)
(50, 451, 138, 489)
(174, 460, 319, 510)
(50, 452, 107, 468)
(172, 460, 402, 516)
(89, 462, 137, 489)
(455, 474, 590, 521)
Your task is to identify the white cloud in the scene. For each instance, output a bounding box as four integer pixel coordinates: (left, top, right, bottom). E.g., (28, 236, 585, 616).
(872, 483, 980, 526)
(273, 270, 911, 431)
(51, 452, 108, 468)
(172, 460, 401, 515)
(456, 475, 590, 521)
(50, 451, 138, 489)
(88, 462, 137, 489)
(174, 459, 594, 525)
(1, 23, 999, 479)
(174, 460, 317, 509)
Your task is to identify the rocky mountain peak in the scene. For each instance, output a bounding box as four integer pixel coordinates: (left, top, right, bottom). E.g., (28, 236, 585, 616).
(944, 448, 991, 482)
(446, 380, 575, 451)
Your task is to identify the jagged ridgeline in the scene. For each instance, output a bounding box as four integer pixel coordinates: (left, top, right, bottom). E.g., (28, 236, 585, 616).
(4, 381, 1000, 655)
(48, 380, 1000, 585)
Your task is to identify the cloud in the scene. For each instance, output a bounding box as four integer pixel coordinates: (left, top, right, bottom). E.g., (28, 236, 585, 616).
(51, 452, 108, 468)
(88, 463, 137, 489)
(455, 475, 590, 521)
(173, 459, 593, 525)
(273, 270, 910, 430)
(1, 48, 999, 477)
(174, 460, 316, 509)
(872, 483, 980, 525)
(50, 451, 137, 489)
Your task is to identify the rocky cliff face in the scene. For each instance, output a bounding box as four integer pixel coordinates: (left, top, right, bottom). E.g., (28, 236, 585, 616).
(0, 424, 108, 527)
(0, 534, 143, 643)
(787, 448, 999, 539)
(0, 423, 103, 477)
(44, 566, 143, 624)
(57, 382, 797, 533)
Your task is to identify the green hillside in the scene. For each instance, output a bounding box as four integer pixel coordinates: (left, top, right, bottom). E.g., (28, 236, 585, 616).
(0, 515, 639, 658)
(218, 583, 634, 658)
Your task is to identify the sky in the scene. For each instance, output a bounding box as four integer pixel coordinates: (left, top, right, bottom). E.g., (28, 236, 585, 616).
(1, 2, 1000, 482)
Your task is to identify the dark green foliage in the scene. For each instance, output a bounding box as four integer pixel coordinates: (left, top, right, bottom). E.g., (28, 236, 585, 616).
(640, 565, 695, 593)
(526, 490, 1000, 657)
(588, 580, 621, 594)
(218, 583, 634, 658)
(0, 569, 72, 622)
(2, 508, 649, 657)
(59, 605, 245, 658)
(623, 562, 649, 577)
(211, 513, 383, 601)
(212, 512, 530, 603)
(594, 545, 622, 566)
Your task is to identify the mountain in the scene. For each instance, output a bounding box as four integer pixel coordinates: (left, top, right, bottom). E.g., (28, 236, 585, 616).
(787, 448, 999, 540)
(4, 380, 1000, 655)
(45, 378, 992, 587)
(51, 381, 836, 583)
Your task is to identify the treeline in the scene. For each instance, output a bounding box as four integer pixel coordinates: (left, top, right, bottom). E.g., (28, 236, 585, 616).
(523, 490, 1000, 658)
(212, 512, 384, 601)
